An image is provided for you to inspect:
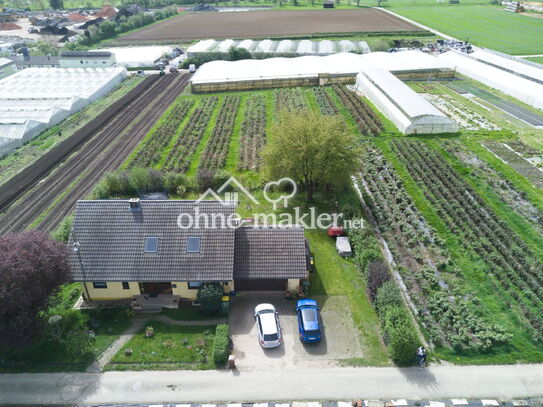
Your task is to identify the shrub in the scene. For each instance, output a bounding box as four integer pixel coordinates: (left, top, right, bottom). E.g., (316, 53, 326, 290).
(197, 283, 223, 314)
(375, 280, 404, 314)
(52, 216, 73, 243)
(213, 324, 229, 366)
(366, 260, 391, 303)
(381, 306, 420, 365)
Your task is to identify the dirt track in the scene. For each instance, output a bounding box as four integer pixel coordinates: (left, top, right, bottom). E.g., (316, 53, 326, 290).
(0, 73, 191, 235)
(118, 9, 423, 42)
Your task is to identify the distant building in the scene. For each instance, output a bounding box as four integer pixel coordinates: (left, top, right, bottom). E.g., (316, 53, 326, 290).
(10, 55, 60, 69)
(59, 51, 116, 68)
(0, 58, 16, 79)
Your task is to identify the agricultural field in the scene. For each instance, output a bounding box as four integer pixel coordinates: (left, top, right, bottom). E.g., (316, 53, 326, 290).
(117, 79, 543, 364)
(389, 5, 543, 55)
(116, 9, 423, 42)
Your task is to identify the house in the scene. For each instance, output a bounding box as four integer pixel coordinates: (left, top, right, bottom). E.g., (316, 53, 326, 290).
(68, 199, 309, 301)
(0, 58, 16, 79)
(59, 51, 116, 68)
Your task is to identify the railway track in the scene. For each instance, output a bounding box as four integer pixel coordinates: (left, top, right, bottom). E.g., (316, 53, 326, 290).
(0, 73, 191, 235)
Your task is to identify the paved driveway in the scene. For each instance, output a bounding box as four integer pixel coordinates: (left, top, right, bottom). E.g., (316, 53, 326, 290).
(229, 292, 363, 370)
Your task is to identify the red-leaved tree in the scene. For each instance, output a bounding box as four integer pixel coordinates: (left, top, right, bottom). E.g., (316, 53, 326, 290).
(0, 230, 70, 350)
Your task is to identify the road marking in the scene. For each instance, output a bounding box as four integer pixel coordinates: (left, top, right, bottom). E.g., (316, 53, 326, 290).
(512, 401, 528, 406)
(451, 400, 469, 405)
(307, 403, 322, 407)
(338, 402, 352, 407)
(429, 402, 446, 407)
(392, 400, 408, 406)
(175, 404, 192, 407)
(481, 400, 499, 406)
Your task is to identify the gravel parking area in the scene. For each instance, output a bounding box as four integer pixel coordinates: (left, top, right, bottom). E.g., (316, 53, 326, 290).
(229, 293, 363, 371)
(118, 9, 423, 42)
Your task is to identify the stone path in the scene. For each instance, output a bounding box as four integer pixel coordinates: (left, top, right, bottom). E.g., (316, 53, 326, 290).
(86, 314, 227, 373)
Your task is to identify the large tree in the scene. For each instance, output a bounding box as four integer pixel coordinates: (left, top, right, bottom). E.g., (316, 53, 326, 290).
(0, 230, 70, 350)
(49, 0, 64, 9)
(262, 109, 360, 201)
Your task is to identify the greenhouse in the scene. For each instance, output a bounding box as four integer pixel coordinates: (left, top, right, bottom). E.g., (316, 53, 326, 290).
(191, 51, 454, 92)
(355, 64, 458, 134)
(186, 39, 370, 58)
(0, 67, 127, 157)
(438, 51, 543, 111)
(96, 46, 172, 68)
(468, 49, 543, 85)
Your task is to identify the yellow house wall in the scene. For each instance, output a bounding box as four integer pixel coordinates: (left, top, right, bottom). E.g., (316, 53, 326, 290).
(84, 282, 141, 300)
(170, 281, 234, 300)
(287, 279, 300, 291)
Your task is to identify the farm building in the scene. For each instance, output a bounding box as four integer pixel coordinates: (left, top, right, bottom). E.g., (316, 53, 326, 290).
(59, 51, 116, 68)
(355, 64, 458, 134)
(0, 67, 127, 157)
(190, 51, 454, 92)
(95, 46, 172, 68)
(438, 50, 543, 111)
(0, 57, 16, 79)
(186, 39, 370, 58)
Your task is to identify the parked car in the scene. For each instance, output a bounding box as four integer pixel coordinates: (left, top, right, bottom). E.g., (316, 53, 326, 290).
(296, 299, 322, 343)
(169, 67, 178, 73)
(327, 226, 344, 237)
(189, 63, 196, 73)
(254, 303, 282, 348)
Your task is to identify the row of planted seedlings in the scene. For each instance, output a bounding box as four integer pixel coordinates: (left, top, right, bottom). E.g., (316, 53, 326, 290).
(332, 85, 383, 136)
(273, 88, 308, 112)
(440, 139, 543, 234)
(238, 94, 267, 172)
(357, 143, 511, 352)
(198, 95, 241, 172)
(391, 139, 543, 341)
(164, 96, 218, 172)
(311, 87, 339, 115)
(127, 99, 195, 169)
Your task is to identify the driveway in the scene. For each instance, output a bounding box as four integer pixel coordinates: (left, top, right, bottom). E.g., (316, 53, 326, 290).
(229, 292, 363, 370)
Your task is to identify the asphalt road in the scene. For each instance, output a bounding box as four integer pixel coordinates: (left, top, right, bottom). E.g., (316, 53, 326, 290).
(1, 364, 542, 404)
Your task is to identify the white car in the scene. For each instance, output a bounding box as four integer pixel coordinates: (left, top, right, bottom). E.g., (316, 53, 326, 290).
(254, 303, 282, 348)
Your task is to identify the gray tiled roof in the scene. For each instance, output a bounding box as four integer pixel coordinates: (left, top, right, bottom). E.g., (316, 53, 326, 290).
(234, 226, 308, 280)
(68, 200, 236, 282)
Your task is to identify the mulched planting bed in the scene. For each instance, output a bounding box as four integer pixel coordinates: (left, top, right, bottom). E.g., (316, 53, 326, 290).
(117, 9, 423, 42)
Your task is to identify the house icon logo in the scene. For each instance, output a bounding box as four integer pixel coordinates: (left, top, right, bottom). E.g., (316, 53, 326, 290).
(196, 176, 259, 206)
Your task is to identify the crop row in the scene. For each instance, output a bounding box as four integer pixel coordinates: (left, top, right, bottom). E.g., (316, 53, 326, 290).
(332, 85, 383, 136)
(273, 88, 308, 112)
(198, 95, 241, 172)
(483, 141, 543, 188)
(163, 97, 218, 172)
(238, 95, 267, 172)
(392, 139, 543, 339)
(128, 99, 194, 169)
(358, 143, 510, 351)
(312, 87, 338, 115)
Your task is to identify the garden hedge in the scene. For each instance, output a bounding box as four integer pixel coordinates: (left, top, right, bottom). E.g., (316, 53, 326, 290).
(213, 324, 229, 367)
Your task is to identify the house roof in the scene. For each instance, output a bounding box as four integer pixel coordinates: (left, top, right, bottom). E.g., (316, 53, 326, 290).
(68, 200, 237, 282)
(10, 55, 60, 68)
(68, 200, 309, 283)
(234, 226, 307, 280)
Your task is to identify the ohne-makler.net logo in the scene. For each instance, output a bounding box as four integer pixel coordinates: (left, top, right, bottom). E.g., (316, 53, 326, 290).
(178, 176, 365, 230)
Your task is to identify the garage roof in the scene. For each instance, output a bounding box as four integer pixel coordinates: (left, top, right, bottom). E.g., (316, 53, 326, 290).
(234, 226, 308, 280)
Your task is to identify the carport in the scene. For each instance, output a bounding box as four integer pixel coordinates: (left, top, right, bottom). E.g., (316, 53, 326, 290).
(233, 226, 308, 292)
(234, 279, 287, 291)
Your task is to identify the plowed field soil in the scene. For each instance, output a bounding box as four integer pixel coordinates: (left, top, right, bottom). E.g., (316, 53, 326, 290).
(118, 9, 423, 42)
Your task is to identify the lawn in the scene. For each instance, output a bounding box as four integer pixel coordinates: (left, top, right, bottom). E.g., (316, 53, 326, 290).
(106, 322, 216, 371)
(161, 303, 223, 321)
(389, 5, 543, 55)
(524, 56, 543, 65)
(0, 306, 133, 373)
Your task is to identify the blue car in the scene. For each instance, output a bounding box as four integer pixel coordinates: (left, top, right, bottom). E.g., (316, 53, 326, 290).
(296, 299, 322, 343)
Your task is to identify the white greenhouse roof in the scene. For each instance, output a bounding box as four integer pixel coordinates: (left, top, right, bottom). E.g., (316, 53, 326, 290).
(355, 64, 458, 135)
(187, 39, 371, 57)
(0, 57, 14, 68)
(96, 46, 172, 67)
(470, 49, 543, 84)
(191, 51, 453, 84)
(438, 51, 543, 111)
(0, 67, 127, 157)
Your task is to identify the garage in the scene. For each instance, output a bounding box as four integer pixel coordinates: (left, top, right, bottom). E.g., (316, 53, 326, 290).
(234, 279, 287, 292)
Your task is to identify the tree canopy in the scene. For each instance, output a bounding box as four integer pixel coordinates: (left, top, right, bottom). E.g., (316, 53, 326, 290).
(0, 230, 70, 350)
(48, 0, 63, 9)
(262, 109, 360, 201)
